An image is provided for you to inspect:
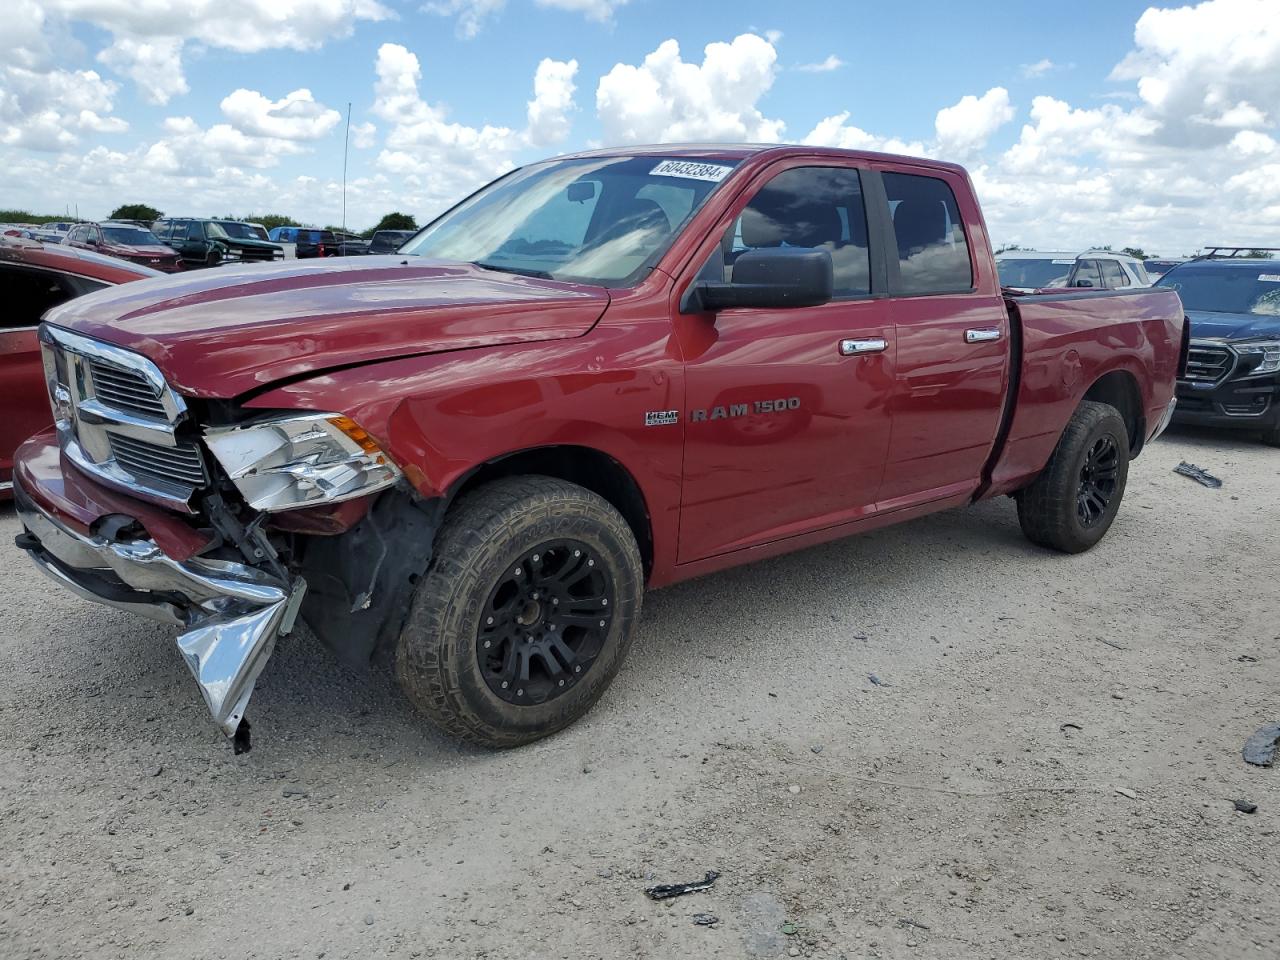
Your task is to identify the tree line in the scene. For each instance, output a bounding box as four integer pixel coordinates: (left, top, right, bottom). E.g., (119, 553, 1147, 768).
(1, 205, 418, 239)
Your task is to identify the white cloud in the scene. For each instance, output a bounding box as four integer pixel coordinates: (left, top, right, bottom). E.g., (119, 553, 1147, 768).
(596, 34, 784, 144)
(535, 0, 629, 21)
(1229, 129, 1277, 156)
(39, 0, 393, 104)
(0, 65, 126, 151)
(935, 87, 1016, 157)
(351, 121, 378, 149)
(526, 58, 579, 146)
(220, 88, 342, 141)
(1020, 58, 1055, 79)
(371, 42, 577, 213)
(423, 0, 506, 38)
(1111, 0, 1280, 145)
(802, 113, 927, 156)
(795, 54, 845, 73)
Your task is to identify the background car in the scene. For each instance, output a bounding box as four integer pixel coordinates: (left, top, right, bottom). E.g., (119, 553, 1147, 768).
(368, 229, 416, 254)
(1144, 258, 1186, 281)
(152, 218, 284, 268)
(268, 226, 339, 258)
(64, 220, 184, 272)
(997, 249, 1149, 291)
(0, 235, 161, 497)
(1157, 251, 1280, 445)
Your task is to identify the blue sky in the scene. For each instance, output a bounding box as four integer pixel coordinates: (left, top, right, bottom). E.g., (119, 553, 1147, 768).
(3, 0, 1278, 253)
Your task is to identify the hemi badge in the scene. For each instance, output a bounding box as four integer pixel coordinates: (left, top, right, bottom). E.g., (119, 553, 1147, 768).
(645, 410, 679, 427)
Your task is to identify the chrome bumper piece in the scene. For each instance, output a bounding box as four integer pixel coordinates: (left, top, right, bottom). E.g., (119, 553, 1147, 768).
(1150, 396, 1179, 442)
(15, 486, 305, 746)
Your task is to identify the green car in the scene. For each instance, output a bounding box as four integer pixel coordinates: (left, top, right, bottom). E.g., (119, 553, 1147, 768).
(152, 218, 284, 268)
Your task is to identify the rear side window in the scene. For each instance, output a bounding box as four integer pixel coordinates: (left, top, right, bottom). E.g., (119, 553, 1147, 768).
(717, 165, 871, 298)
(1074, 260, 1103, 288)
(883, 172, 973, 295)
(1101, 259, 1127, 288)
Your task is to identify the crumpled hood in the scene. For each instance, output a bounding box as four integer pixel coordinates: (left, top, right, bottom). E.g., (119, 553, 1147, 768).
(1186, 309, 1280, 342)
(43, 256, 610, 398)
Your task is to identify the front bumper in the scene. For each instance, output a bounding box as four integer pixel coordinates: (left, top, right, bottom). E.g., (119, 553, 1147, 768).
(1173, 374, 1280, 431)
(13, 470, 305, 749)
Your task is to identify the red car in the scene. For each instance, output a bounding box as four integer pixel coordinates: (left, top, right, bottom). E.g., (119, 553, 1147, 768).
(13, 145, 1185, 752)
(65, 220, 184, 273)
(0, 236, 160, 496)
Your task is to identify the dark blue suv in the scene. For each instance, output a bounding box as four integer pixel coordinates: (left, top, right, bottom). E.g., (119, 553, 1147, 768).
(1157, 251, 1280, 446)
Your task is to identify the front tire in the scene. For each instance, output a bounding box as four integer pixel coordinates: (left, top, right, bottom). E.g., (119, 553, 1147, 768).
(1017, 400, 1130, 553)
(396, 476, 643, 748)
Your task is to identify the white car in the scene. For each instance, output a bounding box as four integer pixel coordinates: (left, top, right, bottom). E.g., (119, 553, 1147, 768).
(997, 249, 1151, 292)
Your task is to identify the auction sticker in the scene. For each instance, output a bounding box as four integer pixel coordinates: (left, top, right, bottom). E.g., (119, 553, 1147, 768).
(1259, 274, 1280, 282)
(1052, 259, 1075, 264)
(650, 160, 732, 182)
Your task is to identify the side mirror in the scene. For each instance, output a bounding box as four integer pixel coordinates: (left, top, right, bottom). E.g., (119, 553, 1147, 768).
(1073, 278, 1095, 288)
(691, 247, 834, 312)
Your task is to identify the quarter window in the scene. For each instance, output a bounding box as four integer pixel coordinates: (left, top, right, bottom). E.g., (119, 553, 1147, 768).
(714, 166, 871, 298)
(882, 171, 973, 294)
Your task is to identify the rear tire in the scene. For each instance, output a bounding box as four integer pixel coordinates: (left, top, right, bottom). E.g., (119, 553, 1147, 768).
(1017, 400, 1130, 553)
(396, 476, 643, 748)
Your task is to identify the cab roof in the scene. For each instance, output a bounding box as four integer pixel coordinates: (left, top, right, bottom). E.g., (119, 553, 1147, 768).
(546, 142, 968, 176)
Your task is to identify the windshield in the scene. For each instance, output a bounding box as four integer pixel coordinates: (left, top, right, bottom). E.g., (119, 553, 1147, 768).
(997, 257, 1075, 288)
(400, 155, 739, 285)
(101, 226, 162, 245)
(210, 221, 260, 240)
(1156, 265, 1280, 316)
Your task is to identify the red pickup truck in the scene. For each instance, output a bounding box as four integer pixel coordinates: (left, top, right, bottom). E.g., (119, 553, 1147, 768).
(12, 145, 1184, 751)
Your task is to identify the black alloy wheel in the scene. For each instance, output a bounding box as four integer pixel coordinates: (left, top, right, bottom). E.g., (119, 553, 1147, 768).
(1076, 435, 1119, 527)
(478, 540, 613, 705)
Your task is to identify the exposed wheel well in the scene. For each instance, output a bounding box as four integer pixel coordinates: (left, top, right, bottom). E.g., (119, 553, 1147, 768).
(451, 446, 654, 575)
(1083, 371, 1145, 455)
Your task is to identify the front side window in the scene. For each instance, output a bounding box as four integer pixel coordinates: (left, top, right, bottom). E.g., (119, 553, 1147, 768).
(708, 165, 871, 298)
(211, 221, 258, 240)
(401, 155, 739, 286)
(883, 171, 973, 295)
(1, 264, 76, 329)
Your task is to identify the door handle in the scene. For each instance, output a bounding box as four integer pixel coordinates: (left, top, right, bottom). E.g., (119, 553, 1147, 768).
(839, 337, 888, 356)
(965, 327, 1002, 344)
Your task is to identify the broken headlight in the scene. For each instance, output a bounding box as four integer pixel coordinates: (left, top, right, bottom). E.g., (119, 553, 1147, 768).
(1235, 340, 1280, 376)
(203, 414, 401, 512)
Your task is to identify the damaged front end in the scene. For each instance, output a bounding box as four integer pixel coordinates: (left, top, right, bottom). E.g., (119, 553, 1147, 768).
(15, 325, 428, 751)
(15, 479, 305, 752)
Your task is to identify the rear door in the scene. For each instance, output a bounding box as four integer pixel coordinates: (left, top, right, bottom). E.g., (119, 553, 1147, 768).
(675, 161, 895, 561)
(870, 165, 1011, 508)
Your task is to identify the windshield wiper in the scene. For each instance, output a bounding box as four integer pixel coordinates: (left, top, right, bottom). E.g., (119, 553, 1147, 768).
(471, 261, 555, 280)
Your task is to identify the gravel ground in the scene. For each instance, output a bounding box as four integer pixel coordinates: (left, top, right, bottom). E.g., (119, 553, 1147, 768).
(1, 425, 1277, 960)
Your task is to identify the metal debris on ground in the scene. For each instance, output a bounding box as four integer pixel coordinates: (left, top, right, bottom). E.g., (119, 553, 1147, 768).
(1243, 722, 1280, 767)
(1173, 461, 1223, 488)
(898, 918, 931, 931)
(691, 913, 720, 926)
(643, 871, 720, 901)
(1115, 787, 1139, 800)
(868, 674, 891, 687)
(1234, 800, 1258, 814)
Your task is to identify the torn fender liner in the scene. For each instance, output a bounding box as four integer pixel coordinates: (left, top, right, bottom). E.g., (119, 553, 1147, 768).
(175, 577, 306, 738)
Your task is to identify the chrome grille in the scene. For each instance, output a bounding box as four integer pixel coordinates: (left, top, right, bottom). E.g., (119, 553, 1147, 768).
(1183, 344, 1234, 384)
(108, 434, 207, 487)
(88, 360, 168, 419)
(40, 325, 205, 511)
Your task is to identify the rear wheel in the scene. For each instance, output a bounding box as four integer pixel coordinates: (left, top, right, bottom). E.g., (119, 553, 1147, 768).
(396, 476, 643, 748)
(1017, 400, 1131, 553)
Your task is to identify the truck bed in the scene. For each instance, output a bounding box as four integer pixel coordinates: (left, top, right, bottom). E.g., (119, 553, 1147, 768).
(984, 287, 1184, 498)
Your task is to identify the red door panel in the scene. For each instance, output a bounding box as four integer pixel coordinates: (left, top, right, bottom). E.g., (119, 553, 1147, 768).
(0, 328, 49, 488)
(676, 300, 894, 561)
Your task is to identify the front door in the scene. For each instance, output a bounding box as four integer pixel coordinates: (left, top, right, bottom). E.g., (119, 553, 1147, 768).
(675, 163, 895, 562)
